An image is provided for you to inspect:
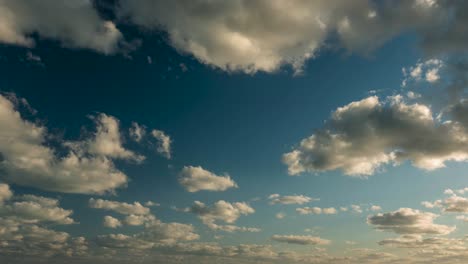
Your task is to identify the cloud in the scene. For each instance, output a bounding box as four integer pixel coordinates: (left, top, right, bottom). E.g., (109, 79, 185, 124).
(129, 122, 146, 142)
(271, 235, 331, 245)
(85, 114, 144, 162)
(184, 200, 258, 232)
(378, 234, 465, 249)
(0, 0, 122, 53)
(370, 205, 382, 212)
(89, 198, 150, 215)
(179, 166, 238, 192)
(0, 183, 13, 203)
(296, 207, 337, 215)
(283, 95, 468, 176)
(440, 195, 468, 213)
(368, 208, 455, 235)
(0, 94, 141, 194)
(103, 216, 122, 228)
(275, 212, 286, 219)
(151, 129, 172, 159)
(0, 185, 86, 258)
(352, 205, 363, 213)
(268, 194, 317, 205)
(402, 59, 444, 86)
(116, 0, 468, 74)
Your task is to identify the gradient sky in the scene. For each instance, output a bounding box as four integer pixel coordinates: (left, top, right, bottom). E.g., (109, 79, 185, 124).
(1, 1, 468, 263)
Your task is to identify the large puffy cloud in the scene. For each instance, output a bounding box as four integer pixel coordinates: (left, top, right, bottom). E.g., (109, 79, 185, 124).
(183, 200, 258, 232)
(179, 166, 238, 192)
(283, 95, 468, 176)
(89, 198, 150, 215)
(367, 208, 455, 235)
(0, 94, 142, 194)
(104, 216, 122, 228)
(271, 235, 331, 246)
(117, 0, 468, 73)
(0, 0, 122, 53)
(268, 194, 317, 205)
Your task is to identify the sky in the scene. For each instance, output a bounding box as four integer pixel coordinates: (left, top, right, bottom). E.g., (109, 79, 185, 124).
(2, 1, 468, 263)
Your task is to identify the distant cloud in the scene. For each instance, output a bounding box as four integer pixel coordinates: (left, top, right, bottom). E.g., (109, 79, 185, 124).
(179, 166, 238, 192)
(89, 198, 150, 216)
(268, 194, 318, 205)
(296, 207, 337, 215)
(271, 235, 331, 245)
(368, 208, 455, 235)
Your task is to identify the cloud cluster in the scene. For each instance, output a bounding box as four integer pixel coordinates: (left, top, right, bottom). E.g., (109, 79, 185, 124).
(179, 166, 238, 192)
(368, 208, 455, 235)
(0, 94, 141, 194)
(268, 194, 317, 205)
(89, 198, 151, 216)
(0, 183, 86, 258)
(284, 95, 468, 176)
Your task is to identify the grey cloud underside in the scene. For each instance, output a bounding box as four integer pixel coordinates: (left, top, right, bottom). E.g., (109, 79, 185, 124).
(1, 1, 468, 73)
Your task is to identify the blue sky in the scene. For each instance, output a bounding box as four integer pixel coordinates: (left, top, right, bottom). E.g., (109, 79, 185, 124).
(1, 1, 468, 263)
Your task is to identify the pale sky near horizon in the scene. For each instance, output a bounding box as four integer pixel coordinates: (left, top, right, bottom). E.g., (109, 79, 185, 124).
(2, 1, 468, 263)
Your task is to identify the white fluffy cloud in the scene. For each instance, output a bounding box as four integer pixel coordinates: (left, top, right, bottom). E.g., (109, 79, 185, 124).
(271, 235, 331, 245)
(184, 200, 258, 232)
(368, 208, 455, 235)
(0, 0, 122, 53)
(89, 198, 150, 216)
(296, 207, 337, 215)
(268, 194, 317, 205)
(0, 94, 141, 194)
(179, 166, 238, 192)
(284, 95, 468, 176)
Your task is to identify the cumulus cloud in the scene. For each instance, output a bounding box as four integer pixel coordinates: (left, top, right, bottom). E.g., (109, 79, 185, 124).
(271, 235, 331, 246)
(179, 166, 238, 192)
(184, 200, 258, 232)
(151, 129, 172, 159)
(0, 94, 146, 194)
(89, 198, 150, 215)
(85, 114, 144, 162)
(0, 0, 122, 53)
(284, 95, 468, 176)
(296, 207, 337, 215)
(103, 216, 122, 228)
(115, 0, 468, 74)
(368, 208, 455, 235)
(268, 194, 317, 205)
